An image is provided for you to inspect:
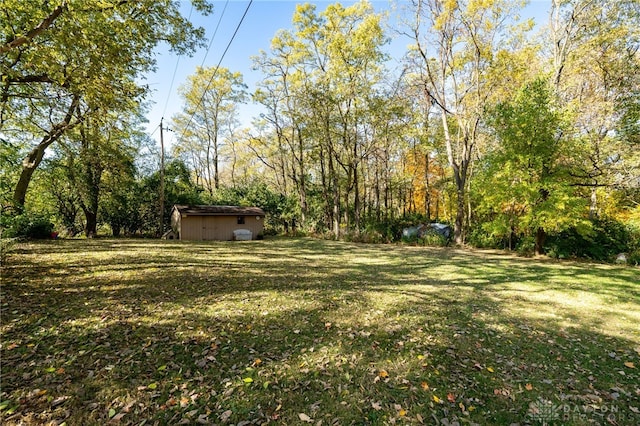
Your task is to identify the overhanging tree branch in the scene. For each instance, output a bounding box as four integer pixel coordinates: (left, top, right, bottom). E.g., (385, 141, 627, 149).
(12, 94, 83, 209)
(0, 2, 68, 54)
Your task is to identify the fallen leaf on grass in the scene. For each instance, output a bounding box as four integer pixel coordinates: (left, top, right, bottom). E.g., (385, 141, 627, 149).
(298, 413, 313, 422)
(371, 402, 382, 411)
(494, 388, 512, 398)
(421, 382, 430, 391)
(378, 370, 389, 378)
(447, 393, 455, 403)
(624, 362, 635, 369)
(110, 412, 126, 422)
(220, 410, 232, 422)
(525, 383, 533, 391)
(433, 395, 442, 404)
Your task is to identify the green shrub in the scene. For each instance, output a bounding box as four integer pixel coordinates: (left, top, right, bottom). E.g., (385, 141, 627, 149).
(467, 226, 510, 249)
(400, 226, 450, 247)
(343, 228, 390, 244)
(626, 224, 640, 266)
(419, 232, 449, 247)
(545, 217, 629, 261)
(517, 236, 536, 257)
(626, 250, 640, 266)
(1, 211, 54, 239)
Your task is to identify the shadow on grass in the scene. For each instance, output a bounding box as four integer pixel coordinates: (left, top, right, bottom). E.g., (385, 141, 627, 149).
(1, 238, 638, 425)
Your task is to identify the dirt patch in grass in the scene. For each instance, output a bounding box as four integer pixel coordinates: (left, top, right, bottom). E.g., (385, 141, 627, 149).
(1, 238, 639, 425)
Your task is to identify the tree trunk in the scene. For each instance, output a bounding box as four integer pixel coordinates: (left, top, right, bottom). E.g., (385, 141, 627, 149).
(296, 128, 308, 227)
(425, 153, 431, 221)
(374, 163, 381, 222)
(79, 118, 102, 238)
(589, 185, 598, 218)
(319, 146, 331, 230)
(84, 207, 98, 238)
(440, 111, 467, 245)
(454, 188, 465, 244)
(332, 177, 340, 238)
(535, 227, 546, 255)
(353, 164, 360, 232)
(329, 154, 340, 238)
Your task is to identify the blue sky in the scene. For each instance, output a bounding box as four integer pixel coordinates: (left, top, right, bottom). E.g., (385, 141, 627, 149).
(144, 0, 551, 148)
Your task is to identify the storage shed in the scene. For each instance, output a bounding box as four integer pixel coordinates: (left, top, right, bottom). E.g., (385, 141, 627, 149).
(171, 205, 265, 241)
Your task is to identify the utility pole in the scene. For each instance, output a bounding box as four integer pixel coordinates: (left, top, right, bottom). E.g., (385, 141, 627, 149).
(159, 118, 166, 237)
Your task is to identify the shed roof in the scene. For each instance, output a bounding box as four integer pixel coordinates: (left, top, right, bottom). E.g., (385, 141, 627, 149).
(173, 205, 266, 216)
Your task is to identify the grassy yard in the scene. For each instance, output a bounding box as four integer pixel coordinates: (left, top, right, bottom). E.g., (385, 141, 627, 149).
(1, 238, 639, 425)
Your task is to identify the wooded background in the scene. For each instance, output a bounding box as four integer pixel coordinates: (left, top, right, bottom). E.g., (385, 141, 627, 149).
(1, 0, 638, 260)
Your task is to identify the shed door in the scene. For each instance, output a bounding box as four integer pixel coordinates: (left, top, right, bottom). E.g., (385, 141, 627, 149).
(202, 216, 218, 240)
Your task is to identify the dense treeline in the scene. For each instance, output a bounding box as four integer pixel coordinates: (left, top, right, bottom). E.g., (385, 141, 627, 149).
(1, 0, 639, 263)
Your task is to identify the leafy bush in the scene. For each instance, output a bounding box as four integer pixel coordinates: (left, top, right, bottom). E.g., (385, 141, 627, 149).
(400, 227, 450, 247)
(467, 225, 513, 249)
(626, 224, 640, 266)
(343, 228, 393, 244)
(1, 211, 54, 239)
(627, 250, 640, 266)
(419, 231, 449, 247)
(545, 217, 630, 261)
(516, 236, 536, 257)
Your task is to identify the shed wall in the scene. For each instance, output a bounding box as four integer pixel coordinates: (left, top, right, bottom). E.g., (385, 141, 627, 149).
(178, 215, 264, 241)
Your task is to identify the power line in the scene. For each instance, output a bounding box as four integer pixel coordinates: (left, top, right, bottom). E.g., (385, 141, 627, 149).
(161, 4, 195, 119)
(200, 0, 230, 68)
(149, 123, 160, 137)
(177, 0, 253, 143)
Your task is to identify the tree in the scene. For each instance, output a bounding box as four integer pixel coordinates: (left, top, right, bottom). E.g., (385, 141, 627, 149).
(548, 0, 640, 216)
(49, 107, 142, 237)
(37, 162, 82, 235)
(1, 0, 212, 211)
(482, 78, 587, 254)
(172, 67, 247, 195)
(136, 159, 206, 235)
(253, 1, 388, 237)
(404, 0, 528, 244)
(253, 28, 311, 227)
